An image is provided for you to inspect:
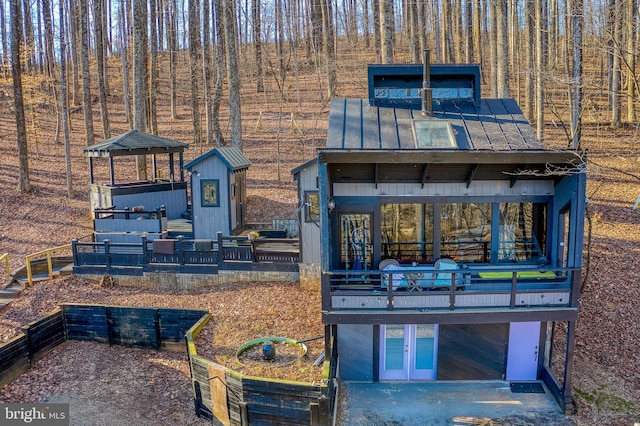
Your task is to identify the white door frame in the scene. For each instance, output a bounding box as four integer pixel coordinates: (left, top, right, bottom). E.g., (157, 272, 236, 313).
(380, 324, 438, 381)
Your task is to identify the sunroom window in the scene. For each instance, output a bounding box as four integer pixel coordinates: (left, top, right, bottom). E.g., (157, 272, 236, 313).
(440, 203, 492, 263)
(498, 202, 547, 263)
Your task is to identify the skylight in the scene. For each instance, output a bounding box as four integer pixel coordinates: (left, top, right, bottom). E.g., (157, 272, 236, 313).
(413, 120, 457, 149)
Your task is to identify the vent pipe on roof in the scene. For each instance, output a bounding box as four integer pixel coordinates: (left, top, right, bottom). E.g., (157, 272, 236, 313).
(421, 49, 433, 117)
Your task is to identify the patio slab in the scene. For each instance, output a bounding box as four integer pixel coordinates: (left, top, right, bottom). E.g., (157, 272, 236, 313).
(338, 381, 575, 425)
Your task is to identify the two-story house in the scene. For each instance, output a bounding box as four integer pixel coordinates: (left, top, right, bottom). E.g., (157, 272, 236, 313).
(295, 60, 586, 412)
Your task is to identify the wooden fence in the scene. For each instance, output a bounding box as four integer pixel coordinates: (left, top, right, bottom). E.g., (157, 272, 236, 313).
(0, 305, 209, 388)
(186, 318, 336, 425)
(25, 244, 72, 286)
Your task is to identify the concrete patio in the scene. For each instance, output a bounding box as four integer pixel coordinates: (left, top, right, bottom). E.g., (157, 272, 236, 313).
(338, 381, 575, 425)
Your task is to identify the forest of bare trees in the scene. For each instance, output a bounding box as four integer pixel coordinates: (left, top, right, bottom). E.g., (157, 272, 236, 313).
(2, 0, 639, 193)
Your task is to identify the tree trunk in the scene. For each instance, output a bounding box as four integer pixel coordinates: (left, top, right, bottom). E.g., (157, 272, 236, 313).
(188, 0, 202, 146)
(0, 1, 7, 78)
(10, 0, 30, 193)
(535, 0, 545, 140)
(224, 0, 242, 149)
(59, 0, 73, 197)
(570, 0, 583, 149)
(626, 0, 636, 123)
(380, 0, 393, 63)
(42, 0, 55, 78)
(489, 0, 497, 97)
(78, 0, 95, 145)
(321, 0, 336, 96)
(133, 0, 148, 179)
(168, 0, 178, 119)
(213, 0, 225, 145)
(610, 0, 622, 128)
(21, 0, 35, 72)
(94, 0, 110, 139)
(496, 0, 509, 98)
(472, 0, 481, 65)
(372, 0, 380, 60)
(202, 0, 213, 144)
(119, 0, 132, 128)
(525, 0, 534, 120)
(149, 0, 159, 134)
(252, 0, 263, 92)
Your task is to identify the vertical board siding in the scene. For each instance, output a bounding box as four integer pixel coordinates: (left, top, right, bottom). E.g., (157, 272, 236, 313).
(299, 162, 321, 264)
(337, 324, 374, 381)
(26, 310, 65, 363)
(437, 323, 508, 380)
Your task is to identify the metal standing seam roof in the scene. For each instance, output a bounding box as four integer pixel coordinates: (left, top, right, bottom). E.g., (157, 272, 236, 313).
(326, 98, 541, 151)
(183, 146, 251, 172)
(83, 129, 189, 157)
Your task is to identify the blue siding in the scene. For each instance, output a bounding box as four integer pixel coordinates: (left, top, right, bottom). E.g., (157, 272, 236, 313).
(338, 324, 374, 381)
(191, 156, 231, 238)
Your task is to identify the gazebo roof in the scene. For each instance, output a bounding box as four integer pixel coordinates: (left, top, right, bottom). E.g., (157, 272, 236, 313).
(83, 130, 188, 158)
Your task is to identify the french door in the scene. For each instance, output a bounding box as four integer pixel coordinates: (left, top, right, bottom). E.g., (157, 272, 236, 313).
(379, 324, 438, 380)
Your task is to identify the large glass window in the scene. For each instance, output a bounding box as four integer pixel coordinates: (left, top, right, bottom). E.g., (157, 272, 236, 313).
(440, 203, 492, 263)
(340, 213, 372, 271)
(498, 203, 547, 263)
(381, 204, 434, 262)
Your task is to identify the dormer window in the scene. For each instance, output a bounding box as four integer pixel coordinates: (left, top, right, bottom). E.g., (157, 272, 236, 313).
(412, 120, 457, 149)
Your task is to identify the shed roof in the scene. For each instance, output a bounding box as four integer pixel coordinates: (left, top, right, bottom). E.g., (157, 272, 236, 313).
(326, 98, 541, 151)
(83, 130, 188, 157)
(184, 146, 251, 172)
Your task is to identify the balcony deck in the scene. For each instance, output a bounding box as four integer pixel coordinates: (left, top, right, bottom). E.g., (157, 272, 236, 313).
(325, 266, 578, 314)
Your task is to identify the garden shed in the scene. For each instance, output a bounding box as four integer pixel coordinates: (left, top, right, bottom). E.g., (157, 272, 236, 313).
(184, 147, 251, 238)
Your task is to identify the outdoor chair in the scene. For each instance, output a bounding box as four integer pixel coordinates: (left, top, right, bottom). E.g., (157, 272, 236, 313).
(433, 258, 458, 288)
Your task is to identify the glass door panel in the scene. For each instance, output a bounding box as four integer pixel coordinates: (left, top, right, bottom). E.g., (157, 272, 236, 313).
(380, 325, 408, 380)
(380, 324, 438, 381)
(410, 324, 438, 379)
(339, 213, 372, 271)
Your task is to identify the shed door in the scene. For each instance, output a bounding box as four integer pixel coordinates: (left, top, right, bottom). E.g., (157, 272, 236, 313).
(235, 174, 246, 229)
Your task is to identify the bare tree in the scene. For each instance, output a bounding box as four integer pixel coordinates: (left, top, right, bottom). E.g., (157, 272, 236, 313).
(188, 0, 202, 145)
(133, 0, 148, 179)
(119, 0, 132, 128)
(496, 0, 509, 97)
(380, 0, 393, 63)
(535, 0, 546, 140)
(149, 0, 159, 134)
(78, 0, 95, 145)
(252, 0, 264, 92)
(202, 0, 213, 144)
(213, 0, 225, 145)
(167, 0, 178, 119)
(59, 0, 73, 197)
(94, 0, 110, 139)
(625, 0, 636, 123)
(224, 0, 242, 148)
(609, 0, 622, 128)
(570, 0, 583, 149)
(321, 0, 336, 96)
(10, 0, 30, 193)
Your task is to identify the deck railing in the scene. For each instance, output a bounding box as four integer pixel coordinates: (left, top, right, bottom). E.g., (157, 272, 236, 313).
(326, 265, 578, 311)
(72, 231, 299, 272)
(25, 245, 72, 287)
(1, 253, 9, 277)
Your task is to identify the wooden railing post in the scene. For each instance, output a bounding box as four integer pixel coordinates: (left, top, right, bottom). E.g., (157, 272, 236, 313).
(141, 236, 148, 265)
(46, 251, 54, 280)
(217, 232, 224, 267)
(1, 253, 9, 277)
(71, 240, 79, 267)
(104, 239, 111, 269)
(510, 271, 518, 308)
(177, 236, 185, 265)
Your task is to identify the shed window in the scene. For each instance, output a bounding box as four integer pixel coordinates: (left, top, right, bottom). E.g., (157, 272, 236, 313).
(304, 191, 320, 223)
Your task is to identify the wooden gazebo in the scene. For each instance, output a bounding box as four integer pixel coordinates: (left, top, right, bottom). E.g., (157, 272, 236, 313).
(84, 130, 189, 219)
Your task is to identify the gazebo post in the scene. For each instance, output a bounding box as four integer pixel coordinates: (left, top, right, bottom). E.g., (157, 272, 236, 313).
(109, 157, 115, 186)
(152, 153, 158, 181)
(169, 153, 175, 182)
(88, 157, 94, 184)
(178, 153, 184, 182)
